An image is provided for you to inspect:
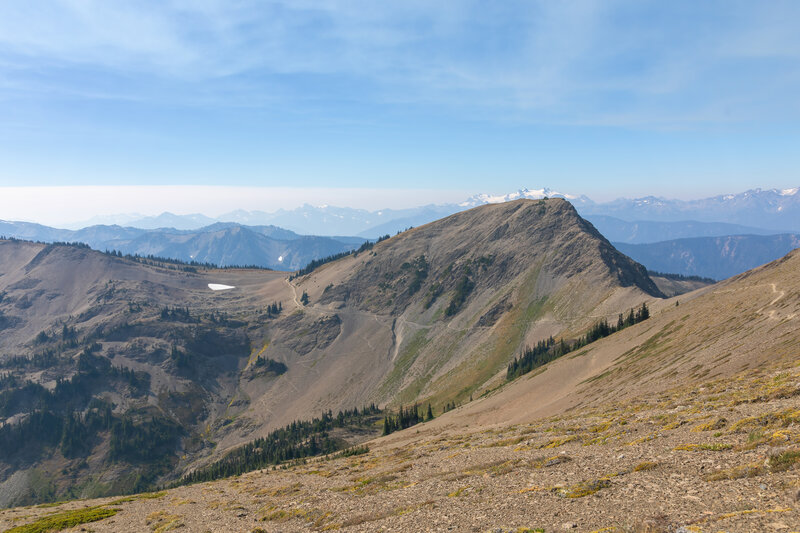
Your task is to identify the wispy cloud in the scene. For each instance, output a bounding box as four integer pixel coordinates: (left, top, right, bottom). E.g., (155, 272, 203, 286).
(0, 1, 798, 126)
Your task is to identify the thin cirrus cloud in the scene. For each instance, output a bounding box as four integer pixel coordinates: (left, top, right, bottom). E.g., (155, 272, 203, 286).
(0, 1, 798, 126)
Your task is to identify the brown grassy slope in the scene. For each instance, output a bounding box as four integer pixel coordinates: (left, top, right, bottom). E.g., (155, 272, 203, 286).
(310, 198, 662, 313)
(0, 240, 288, 350)
(650, 274, 713, 297)
(435, 247, 800, 431)
(5, 250, 799, 532)
(232, 199, 665, 442)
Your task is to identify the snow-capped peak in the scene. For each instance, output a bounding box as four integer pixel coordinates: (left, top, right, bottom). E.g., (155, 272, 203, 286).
(460, 187, 579, 207)
(780, 187, 799, 196)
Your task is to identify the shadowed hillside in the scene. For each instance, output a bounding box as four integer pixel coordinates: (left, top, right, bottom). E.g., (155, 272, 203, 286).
(615, 233, 800, 280)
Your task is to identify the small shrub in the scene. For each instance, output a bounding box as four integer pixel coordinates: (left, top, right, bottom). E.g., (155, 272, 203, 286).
(633, 461, 658, 472)
(767, 449, 800, 472)
(555, 478, 612, 498)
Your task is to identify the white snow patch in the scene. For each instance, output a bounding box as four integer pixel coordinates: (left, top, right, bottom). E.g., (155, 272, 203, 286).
(208, 283, 235, 291)
(278, 255, 283, 262)
(460, 187, 576, 207)
(780, 187, 798, 196)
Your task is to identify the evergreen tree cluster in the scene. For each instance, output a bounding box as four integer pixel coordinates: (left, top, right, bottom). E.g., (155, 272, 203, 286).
(402, 255, 429, 295)
(177, 404, 382, 485)
(381, 403, 432, 436)
(444, 275, 474, 316)
(0, 350, 149, 420)
(507, 303, 651, 381)
(647, 270, 716, 283)
(290, 251, 352, 279)
(288, 234, 391, 280)
(0, 401, 114, 461)
(109, 414, 181, 463)
(252, 356, 288, 375)
(1, 349, 61, 369)
(159, 306, 194, 322)
(423, 283, 443, 309)
(266, 301, 283, 317)
(0, 346, 153, 463)
(169, 345, 193, 370)
(103, 249, 269, 271)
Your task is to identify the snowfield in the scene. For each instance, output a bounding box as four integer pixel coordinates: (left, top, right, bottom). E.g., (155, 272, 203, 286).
(208, 283, 235, 291)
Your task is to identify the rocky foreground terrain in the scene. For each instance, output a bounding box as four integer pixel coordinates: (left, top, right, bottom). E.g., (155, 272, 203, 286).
(1, 355, 798, 532)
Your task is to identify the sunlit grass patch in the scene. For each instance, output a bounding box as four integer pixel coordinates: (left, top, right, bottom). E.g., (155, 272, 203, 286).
(145, 509, 184, 532)
(553, 478, 612, 498)
(674, 443, 733, 451)
(626, 432, 658, 446)
(6, 506, 119, 533)
(538, 435, 580, 449)
(447, 486, 470, 498)
(691, 417, 727, 432)
(485, 435, 526, 447)
(633, 461, 658, 472)
(337, 500, 435, 529)
(767, 448, 800, 472)
(705, 461, 764, 481)
(108, 491, 166, 505)
(531, 455, 572, 468)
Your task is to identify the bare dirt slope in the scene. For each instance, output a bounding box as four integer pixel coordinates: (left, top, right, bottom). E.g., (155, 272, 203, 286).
(4, 249, 798, 532)
(431, 247, 800, 431)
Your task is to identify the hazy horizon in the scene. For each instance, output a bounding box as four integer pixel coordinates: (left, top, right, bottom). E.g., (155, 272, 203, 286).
(1, 2, 799, 215)
(1, 183, 798, 228)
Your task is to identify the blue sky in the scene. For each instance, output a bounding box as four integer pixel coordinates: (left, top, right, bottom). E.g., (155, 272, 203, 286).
(0, 0, 799, 218)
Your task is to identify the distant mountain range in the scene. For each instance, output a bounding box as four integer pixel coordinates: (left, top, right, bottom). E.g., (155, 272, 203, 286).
(584, 216, 782, 244)
(68, 205, 462, 238)
(578, 187, 800, 232)
(615, 234, 800, 280)
(5, 185, 799, 277)
(62, 186, 800, 238)
(0, 220, 363, 271)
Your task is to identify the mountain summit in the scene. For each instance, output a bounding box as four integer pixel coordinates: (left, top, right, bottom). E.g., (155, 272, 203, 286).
(280, 198, 663, 412)
(459, 187, 592, 208)
(0, 199, 662, 504)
